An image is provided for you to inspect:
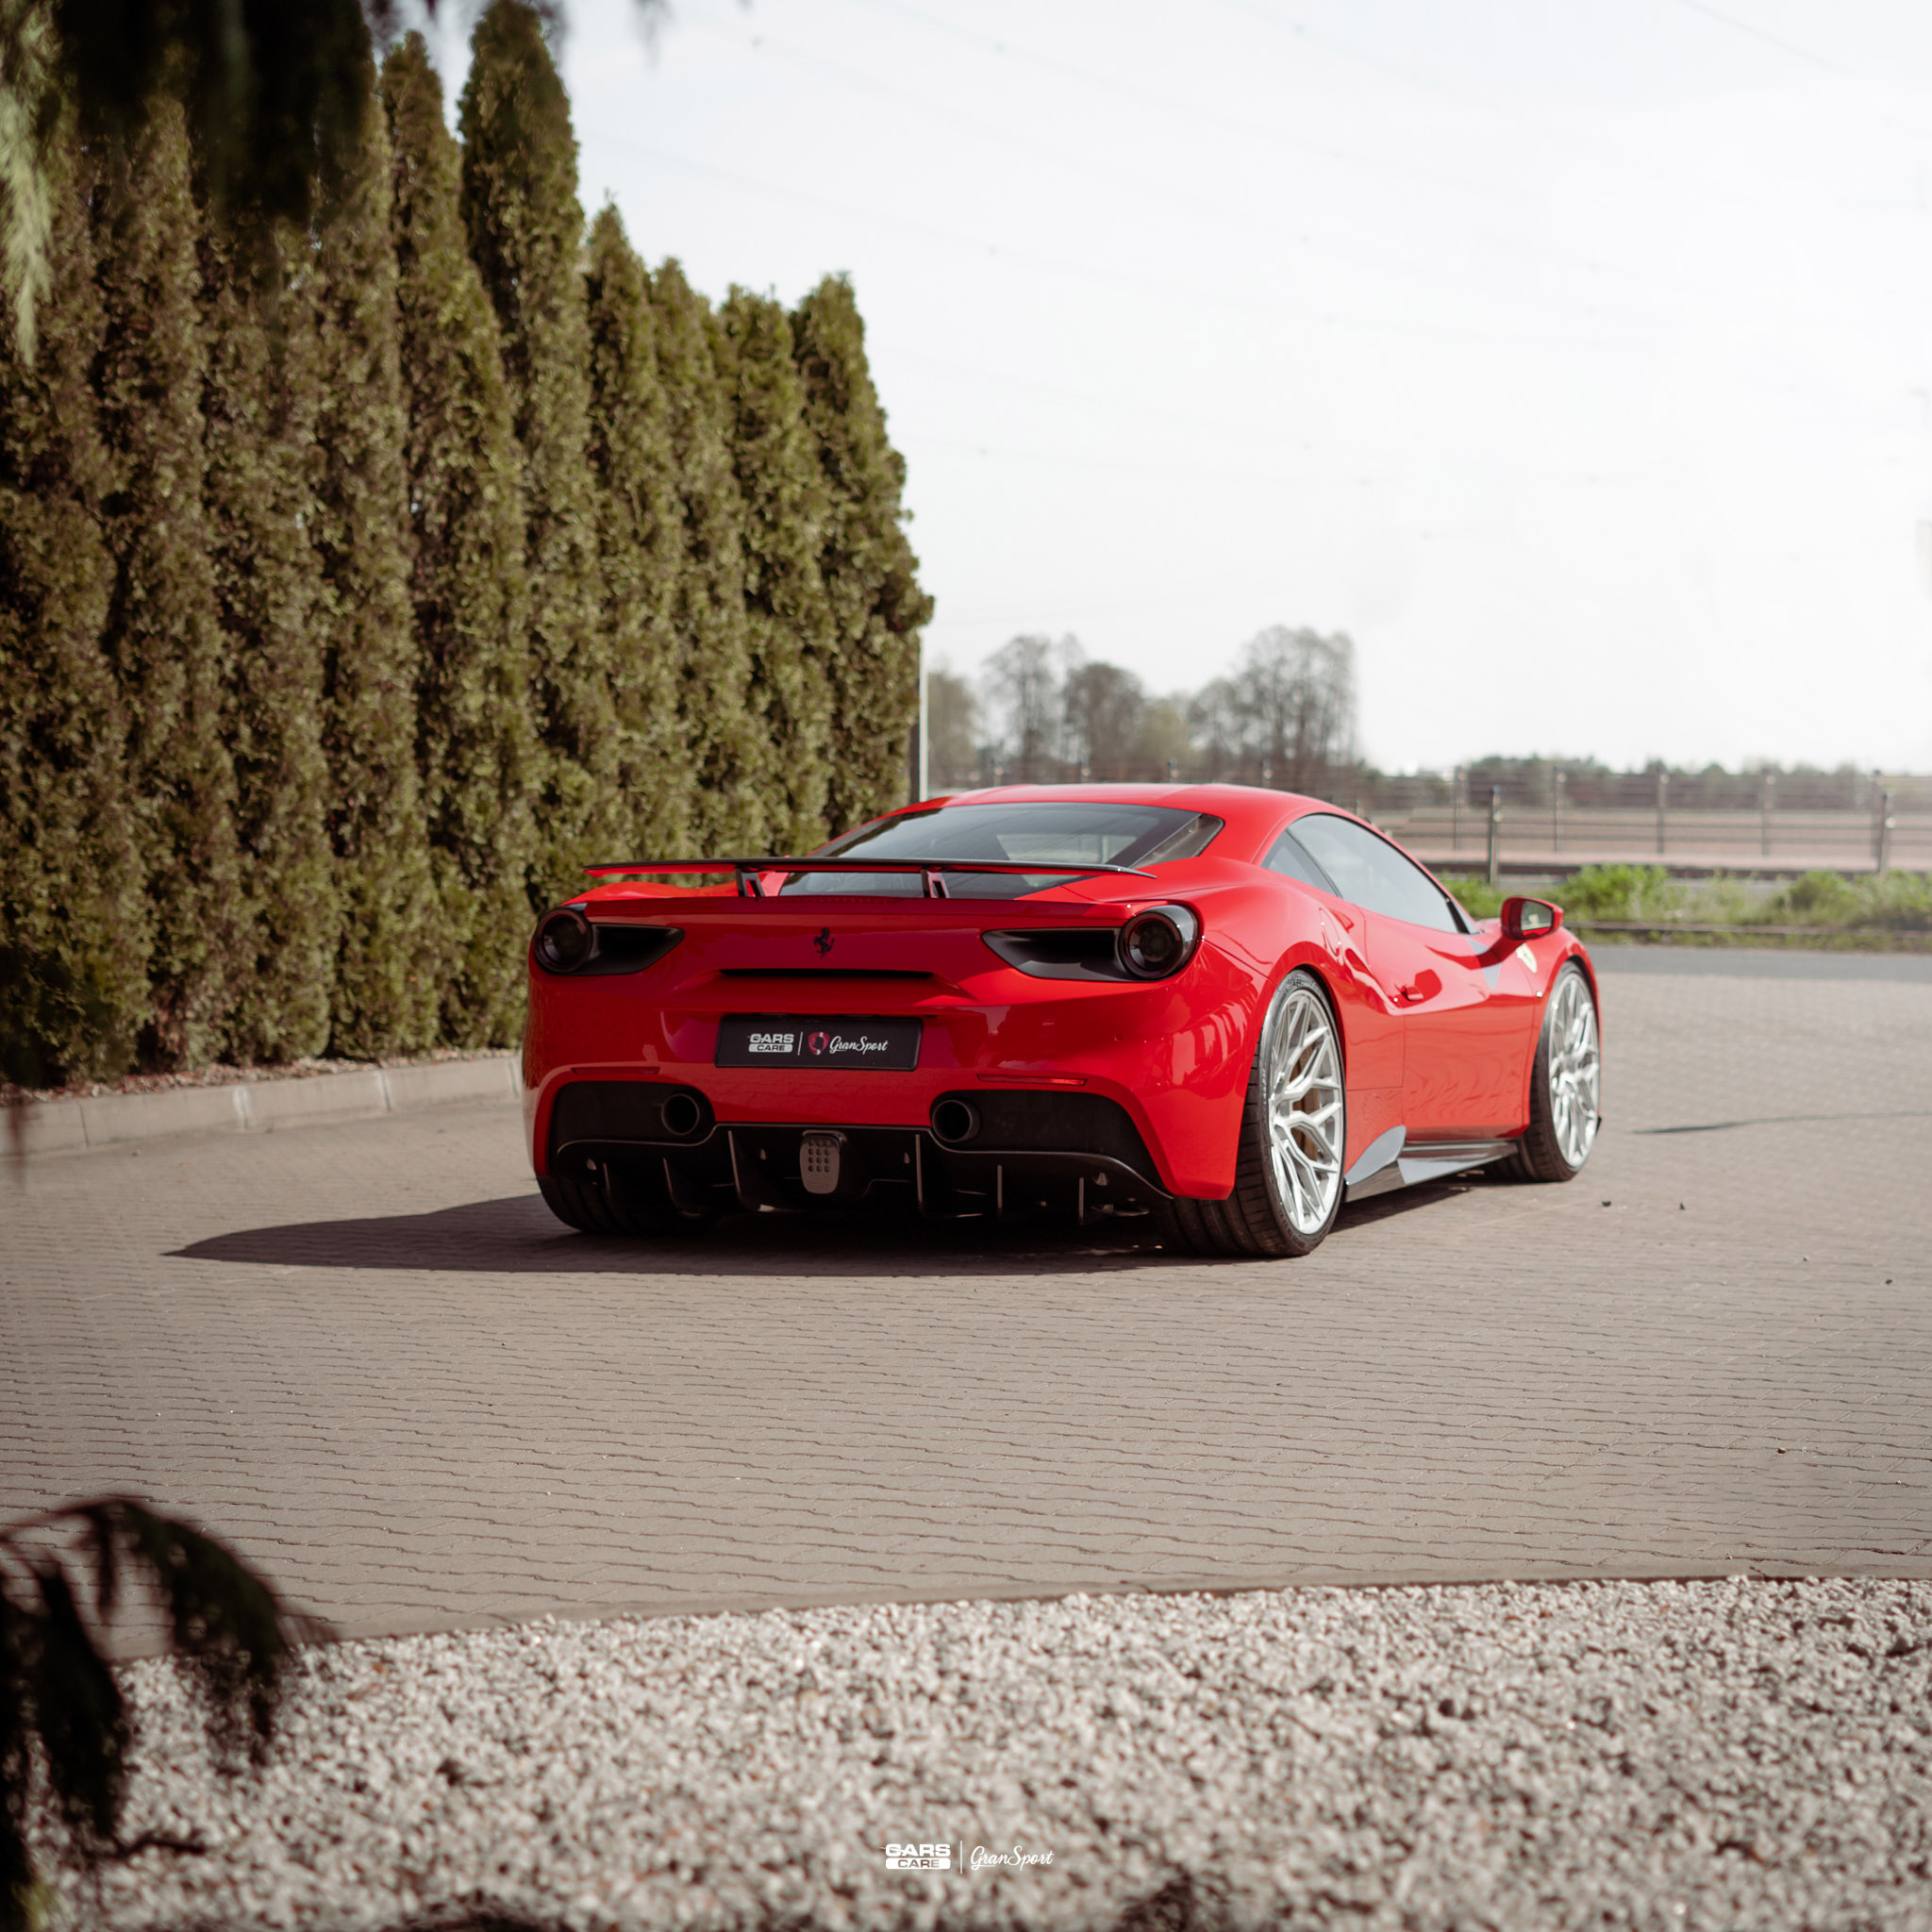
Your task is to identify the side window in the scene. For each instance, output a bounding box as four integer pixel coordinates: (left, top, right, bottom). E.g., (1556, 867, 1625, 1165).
(1290, 813, 1459, 933)
(1261, 829, 1336, 893)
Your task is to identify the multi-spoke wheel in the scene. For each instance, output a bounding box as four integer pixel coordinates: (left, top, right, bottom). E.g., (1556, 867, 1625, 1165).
(1508, 961, 1601, 1182)
(1169, 968, 1346, 1257)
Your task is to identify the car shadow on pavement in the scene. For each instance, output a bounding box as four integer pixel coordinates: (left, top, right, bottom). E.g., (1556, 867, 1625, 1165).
(168, 1179, 1472, 1278)
(171, 1191, 1181, 1277)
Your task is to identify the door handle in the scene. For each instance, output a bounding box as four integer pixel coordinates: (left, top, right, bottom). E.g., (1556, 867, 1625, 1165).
(1398, 984, 1428, 1003)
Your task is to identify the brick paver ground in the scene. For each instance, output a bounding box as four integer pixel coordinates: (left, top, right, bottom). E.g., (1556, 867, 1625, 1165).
(3, 963, 1927, 1641)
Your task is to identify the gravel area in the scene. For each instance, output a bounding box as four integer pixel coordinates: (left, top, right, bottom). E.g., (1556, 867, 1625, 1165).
(34, 1577, 1932, 1932)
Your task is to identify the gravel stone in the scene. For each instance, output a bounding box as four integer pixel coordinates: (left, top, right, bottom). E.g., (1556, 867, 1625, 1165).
(36, 1577, 1932, 1931)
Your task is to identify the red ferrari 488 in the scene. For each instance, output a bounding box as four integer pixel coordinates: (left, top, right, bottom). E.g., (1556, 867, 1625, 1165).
(523, 785, 1601, 1257)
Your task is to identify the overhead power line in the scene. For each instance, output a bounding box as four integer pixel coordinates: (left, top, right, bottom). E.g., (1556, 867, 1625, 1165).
(831, 0, 1504, 202)
(708, 13, 1736, 324)
(1215, 0, 1932, 198)
(578, 125, 1649, 353)
(1671, 0, 1851, 74)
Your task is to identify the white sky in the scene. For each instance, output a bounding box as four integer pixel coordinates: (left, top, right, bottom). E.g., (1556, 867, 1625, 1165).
(421, 0, 1932, 774)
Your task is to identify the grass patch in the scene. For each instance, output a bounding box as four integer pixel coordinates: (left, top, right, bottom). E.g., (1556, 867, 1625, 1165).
(1762, 870, 1932, 933)
(1438, 864, 1932, 947)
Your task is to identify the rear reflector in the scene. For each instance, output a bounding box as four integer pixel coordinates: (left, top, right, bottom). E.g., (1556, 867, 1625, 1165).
(976, 1072, 1088, 1087)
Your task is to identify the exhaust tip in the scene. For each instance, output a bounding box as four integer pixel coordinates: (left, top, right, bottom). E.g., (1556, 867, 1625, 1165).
(931, 1097, 981, 1145)
(660, 1091, 704, 1139)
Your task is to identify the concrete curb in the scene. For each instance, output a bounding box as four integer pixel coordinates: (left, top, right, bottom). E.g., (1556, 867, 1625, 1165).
(4, 1054, 520, 1161)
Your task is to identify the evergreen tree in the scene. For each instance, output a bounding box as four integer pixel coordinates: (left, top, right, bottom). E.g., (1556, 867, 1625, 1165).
(650, 258, 758, 852)
(716, 286, 834, 854)
(200, 223, 337, 1062)
(459, 0, 616, 895)
(92, 95, 240, 1067)
(311, 52, 439, 1057)
(791, 274, 931, 834)
(384, 32, 535, 1046)
(0, 127, 148, 1085)
(584, 204, 685, 860)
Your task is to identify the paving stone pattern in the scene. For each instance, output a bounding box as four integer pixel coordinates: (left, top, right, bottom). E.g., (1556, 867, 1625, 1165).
(2, 970, 1928, 1642)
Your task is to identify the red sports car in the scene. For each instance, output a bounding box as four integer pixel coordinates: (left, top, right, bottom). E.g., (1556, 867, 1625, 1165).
(523, 785, 1602, 1257)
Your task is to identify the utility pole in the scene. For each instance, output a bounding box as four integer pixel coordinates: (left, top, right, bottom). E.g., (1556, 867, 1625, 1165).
(1760, 770, 1775, 858)
(1656, 770, 1669, 856)
(1487, 786, 1502, 887)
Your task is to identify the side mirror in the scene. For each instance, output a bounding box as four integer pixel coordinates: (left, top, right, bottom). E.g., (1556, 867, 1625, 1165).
(1501, 896, 1562, 941)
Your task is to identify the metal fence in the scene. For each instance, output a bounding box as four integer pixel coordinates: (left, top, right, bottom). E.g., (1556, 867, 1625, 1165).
(1375, 802, 1931, 874)
(925, 758, 1930, 874)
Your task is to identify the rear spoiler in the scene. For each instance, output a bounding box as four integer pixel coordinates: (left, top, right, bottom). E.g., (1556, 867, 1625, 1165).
(582, 857, 1157, 899)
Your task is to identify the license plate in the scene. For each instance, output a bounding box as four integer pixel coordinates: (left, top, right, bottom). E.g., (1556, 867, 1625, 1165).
(714, 1014, 923, 1072)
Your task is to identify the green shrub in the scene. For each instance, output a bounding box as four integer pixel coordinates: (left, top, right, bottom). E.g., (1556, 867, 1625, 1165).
(1770, 869, 1861, 924)
(1441, 874, 1505, 919)
(1861, 873, 1932, 931)
(1757, 870, 1930, 931)
(1555, 863, 1678, 922)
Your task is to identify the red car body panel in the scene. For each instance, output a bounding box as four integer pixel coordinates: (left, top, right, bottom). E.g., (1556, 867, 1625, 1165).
(523, 783, 1594, 1206)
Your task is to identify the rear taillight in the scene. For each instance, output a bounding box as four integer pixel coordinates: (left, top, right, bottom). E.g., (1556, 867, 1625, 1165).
(1117, 907, 1199, 980)
(983, 906, 1201, 982)
(534, 908, 594, 974)
(532, 910, 684, 977)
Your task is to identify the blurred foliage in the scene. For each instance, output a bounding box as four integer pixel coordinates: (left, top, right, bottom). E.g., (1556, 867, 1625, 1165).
(1, 0, 672, 360)
(0, 1496, 325, 1932)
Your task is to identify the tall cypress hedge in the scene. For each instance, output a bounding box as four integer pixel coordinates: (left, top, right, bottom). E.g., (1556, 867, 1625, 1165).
(717, 287, 834, 856)
(0, 126, 147, 1084)
(585, 204, 686, 862)
(384, 32, 535, 1046)
(311, 63, 439, 1057)
(459, 0, 616, 898)
(652, 258, 759, 853)
(92, 96, 240, 1069)
(791, 275, 931, 835)
(201, 223, 336, 1063)
(0, 9, 928, 1083)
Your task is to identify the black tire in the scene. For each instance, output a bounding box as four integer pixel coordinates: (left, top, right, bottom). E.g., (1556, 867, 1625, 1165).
(538, 1174, 620, 1233)
(1168, 968, 1346, 1258)
(538, 1162, 718, 1237)
(1507, 960, 1601, 1183)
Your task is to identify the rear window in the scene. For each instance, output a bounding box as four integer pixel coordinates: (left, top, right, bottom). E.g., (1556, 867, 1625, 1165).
(782, 802, 1223, 897)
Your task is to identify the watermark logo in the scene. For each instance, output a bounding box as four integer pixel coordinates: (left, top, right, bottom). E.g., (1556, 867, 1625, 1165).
(884, 1842, 952, 1871)
(746, 1031, 795, 1055)
(971, 1844, 1056, 1872)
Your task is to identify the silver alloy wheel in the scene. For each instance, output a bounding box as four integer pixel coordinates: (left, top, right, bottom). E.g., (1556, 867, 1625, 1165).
(1263, 982, 1345, 1234)
(1548, 968, 1602, 1169)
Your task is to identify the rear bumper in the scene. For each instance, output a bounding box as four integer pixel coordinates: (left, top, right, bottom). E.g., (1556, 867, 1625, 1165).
(543, 1081, 1170, 1225)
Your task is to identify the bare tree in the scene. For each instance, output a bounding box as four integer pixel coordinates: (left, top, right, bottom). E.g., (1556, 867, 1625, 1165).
(1061, 660, 1146, 778)
(980, 633, 1079, 783)
(924, 661, 980, 790)
(1192, 625, 1355, 794)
